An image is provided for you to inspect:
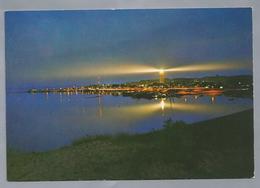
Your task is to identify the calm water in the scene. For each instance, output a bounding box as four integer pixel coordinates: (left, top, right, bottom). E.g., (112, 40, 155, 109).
(6, 93, 253, 152)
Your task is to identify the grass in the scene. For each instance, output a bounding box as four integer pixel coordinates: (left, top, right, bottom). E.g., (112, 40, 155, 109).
(7, 109, 254, 181)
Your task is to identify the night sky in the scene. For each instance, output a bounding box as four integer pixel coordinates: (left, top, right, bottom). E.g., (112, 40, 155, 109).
(5, 8, 252, 89)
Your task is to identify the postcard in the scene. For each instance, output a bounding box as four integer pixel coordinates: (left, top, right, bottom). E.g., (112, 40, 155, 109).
(4, 8, 254, 181)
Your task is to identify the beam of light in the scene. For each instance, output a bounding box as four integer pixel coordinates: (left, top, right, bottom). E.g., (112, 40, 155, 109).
(48, 64, 159, 79)
(36, 60, 250, 80)
(61, 62, 248, 77)
(164, 62, 247, 73)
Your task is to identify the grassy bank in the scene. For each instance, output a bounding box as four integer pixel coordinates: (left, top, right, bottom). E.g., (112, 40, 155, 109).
(7, 109, 254, 181)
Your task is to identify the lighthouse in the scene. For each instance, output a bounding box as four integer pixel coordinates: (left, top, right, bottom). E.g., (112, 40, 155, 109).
(159, 69, 165, 84)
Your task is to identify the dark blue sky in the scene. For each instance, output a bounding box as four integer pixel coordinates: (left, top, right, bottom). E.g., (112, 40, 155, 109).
(5, 8, 252, 89)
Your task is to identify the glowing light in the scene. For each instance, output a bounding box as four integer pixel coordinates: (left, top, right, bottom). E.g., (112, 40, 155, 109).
(164, 62, 247, 73)
(159, 69, 165, 83)
(51, 63, 159, 79)
(160, 99, 165, 111)
(159, 69, 164, 74)
(37, 60, 250, 80)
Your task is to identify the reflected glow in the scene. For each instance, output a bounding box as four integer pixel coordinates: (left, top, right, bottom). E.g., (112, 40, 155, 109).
(160, 99, 165, 111)
(104, 102, 162, 122)
(8, 93, 253, 152)
(99, 99, 245, 123)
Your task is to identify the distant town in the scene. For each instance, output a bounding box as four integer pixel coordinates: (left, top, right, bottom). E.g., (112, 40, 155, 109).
(28, 75, 253, 99)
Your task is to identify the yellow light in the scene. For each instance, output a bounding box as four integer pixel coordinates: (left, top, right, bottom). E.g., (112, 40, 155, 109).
(164, 62, 246, 73)
(159, 69, 164, 74)
(160, 99, 165, 111)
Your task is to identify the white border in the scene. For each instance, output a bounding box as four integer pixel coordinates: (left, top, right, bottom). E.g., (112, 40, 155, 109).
(0, 1, 259, 188)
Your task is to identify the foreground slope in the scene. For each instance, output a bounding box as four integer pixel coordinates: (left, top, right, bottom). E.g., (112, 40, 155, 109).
(7, 109, 254, 181)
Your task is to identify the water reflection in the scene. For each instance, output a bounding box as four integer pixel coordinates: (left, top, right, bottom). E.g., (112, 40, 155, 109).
(59, 92, 63, 103)
(211, 96, 215, 103)
(45, 92, 49, 100)
(98, 95, 103, 118)
(160, 99, 165, 111)
(91, 96, 251, 122)
(6, 93, 253, 151)
(57, 94, 251, 120)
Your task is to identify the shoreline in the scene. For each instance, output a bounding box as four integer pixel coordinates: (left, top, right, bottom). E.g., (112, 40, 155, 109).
(7, 109, 254, 181)
(26, 75, 253, 99)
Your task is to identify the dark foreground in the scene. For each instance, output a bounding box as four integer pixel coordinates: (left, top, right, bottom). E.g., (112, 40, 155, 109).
(7, 109, 254, 181)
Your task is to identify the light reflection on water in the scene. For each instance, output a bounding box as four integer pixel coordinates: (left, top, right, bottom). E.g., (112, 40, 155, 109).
(6, 93, 253, 152)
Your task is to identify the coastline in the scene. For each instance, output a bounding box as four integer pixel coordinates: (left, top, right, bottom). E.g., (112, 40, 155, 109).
(7, 109, 254, 181)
